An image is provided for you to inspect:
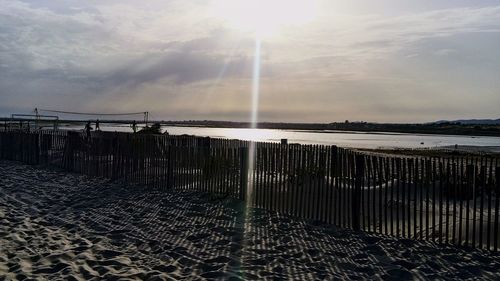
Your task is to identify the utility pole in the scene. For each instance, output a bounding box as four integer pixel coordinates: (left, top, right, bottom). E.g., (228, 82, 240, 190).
(34, 108, 39, 129)
(144, 112, 149, 127)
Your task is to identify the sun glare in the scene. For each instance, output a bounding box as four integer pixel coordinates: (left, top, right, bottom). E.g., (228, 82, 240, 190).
(212, 0, 318, 37)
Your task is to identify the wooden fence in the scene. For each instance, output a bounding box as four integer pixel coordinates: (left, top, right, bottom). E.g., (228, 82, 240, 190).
(0, 130, 499, 251)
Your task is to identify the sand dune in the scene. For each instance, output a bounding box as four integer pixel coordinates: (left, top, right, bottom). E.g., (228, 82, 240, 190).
(1, 160, 499, 280)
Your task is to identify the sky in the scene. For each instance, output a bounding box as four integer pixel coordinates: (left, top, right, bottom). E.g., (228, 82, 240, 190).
(0, 0, 499, 123)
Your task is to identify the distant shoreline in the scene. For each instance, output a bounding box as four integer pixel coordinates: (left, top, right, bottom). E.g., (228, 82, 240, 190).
(161, 121, 500, 138)
(70, 120, 500, 138)
(2, 118, 500, 137)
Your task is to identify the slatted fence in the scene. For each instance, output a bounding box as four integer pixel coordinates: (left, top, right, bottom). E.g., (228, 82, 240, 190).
(0, 130, 499, 251)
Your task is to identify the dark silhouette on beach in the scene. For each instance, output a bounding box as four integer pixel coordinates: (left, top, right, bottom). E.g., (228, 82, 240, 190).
(132, 120, 137, 133)
(84, 121, 92, 138)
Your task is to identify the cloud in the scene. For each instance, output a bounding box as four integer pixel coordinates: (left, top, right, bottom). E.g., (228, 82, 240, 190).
(433, 49, 458, 56)
(1, 0, 500, 122)
(103, 51, 251, 87)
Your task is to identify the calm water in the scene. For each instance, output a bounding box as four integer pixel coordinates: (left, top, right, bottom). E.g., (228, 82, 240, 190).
(65, 124, 500, 150)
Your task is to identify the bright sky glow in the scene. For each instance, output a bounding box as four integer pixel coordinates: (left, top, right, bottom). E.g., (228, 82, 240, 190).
(212, 0, 319, 37)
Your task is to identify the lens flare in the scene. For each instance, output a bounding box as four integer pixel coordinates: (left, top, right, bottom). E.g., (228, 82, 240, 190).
(212, 0, 318, 37)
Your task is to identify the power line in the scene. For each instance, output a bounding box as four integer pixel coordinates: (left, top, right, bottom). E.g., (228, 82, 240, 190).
(38, 109, 147, 116)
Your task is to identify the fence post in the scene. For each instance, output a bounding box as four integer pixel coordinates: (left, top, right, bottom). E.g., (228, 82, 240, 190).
(202, 137, 211, 191)
(167, 145, 174, 189)
(26, 133, 32, 164)
(0, 132, 3, 159)
(494, 167, 500, 252)
(467, 164, 476, 198)
(112, 134, 118, 180)
(64, 131, 78, 172)
(352, 154, 365, 231)
(239, 147, 249, 201)
(41, 134, 50, 164)
(466, 164, 476, 248)
(331, 145, 338, 177)
(7, 132, 13, 160)
(34, 133, 40, 165)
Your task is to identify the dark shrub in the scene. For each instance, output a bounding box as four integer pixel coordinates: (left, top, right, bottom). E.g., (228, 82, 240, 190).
(138, 123, 162, 135)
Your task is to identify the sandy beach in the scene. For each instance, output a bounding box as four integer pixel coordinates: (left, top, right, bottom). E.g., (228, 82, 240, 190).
(1, 160, 499, 280)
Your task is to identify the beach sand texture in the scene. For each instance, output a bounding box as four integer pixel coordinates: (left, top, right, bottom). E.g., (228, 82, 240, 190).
(1, 160, 499, 280)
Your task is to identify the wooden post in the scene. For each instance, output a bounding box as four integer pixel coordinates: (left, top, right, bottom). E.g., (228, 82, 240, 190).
(239, 147, 249, 201)
(41, 134, 51, 164)
(352, 154, 365, 231)
(167, 145, 173, 189)
(112, 134, 118, 180)
(205, 137, 212, 192)
(494, 167, 500, 252)
(281, 139, 288, 145)
(331, 145, 338, 178)
(27, 133, 33, 164)
(465, 164, 476, 247)
(479, 164, 486, 249)
(34, 133, 40, 165)
(0, 132, 3, 159)
(64, 131, 78, 172)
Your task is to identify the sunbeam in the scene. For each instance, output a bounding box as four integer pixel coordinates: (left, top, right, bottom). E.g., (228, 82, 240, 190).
(246, 34, 262, 206)
(250, 37, 262, 130)
(240, 34, 262, 280)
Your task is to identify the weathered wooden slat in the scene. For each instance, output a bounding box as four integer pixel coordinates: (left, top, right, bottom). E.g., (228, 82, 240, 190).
(401, 158, 407, 238)
(364, 156, 371, 231)
(479, 161, 486, 249)
(424, 158, 430, 240)
(431, 158, 436, 242)
(412, 158, 417, 239)
(394, 157, 400, 237)
(352, 154, 365, 231)
(284, 144, 291, 216)
(470, 162, 478, 248)
(331, 146, 339, 225)
(382, 157, 388, 234)
(456, 158, 463, 246)
(452, 158, 458, 244)
(486, 158, 494, 250)
(374, 157, 384, 233)
(494, 165, 500, 252)
(438, 160, 443, 244)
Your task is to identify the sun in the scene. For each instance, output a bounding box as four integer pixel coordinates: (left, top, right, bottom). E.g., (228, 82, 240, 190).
(212, 0, 318, 37)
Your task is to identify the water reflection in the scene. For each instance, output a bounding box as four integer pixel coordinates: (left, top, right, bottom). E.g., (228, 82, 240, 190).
(163, 127, 500, 150)
(63, 124, 500, 150)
